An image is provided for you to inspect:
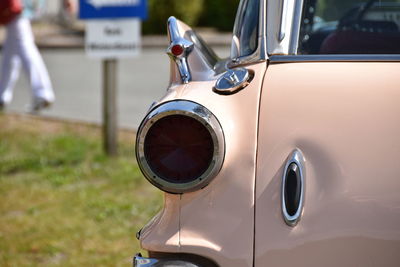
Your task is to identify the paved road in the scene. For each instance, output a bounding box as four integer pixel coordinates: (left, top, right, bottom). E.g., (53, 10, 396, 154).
(3, 47, 230, 129)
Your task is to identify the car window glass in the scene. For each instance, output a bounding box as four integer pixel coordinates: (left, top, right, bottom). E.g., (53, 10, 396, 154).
(298, 0, 400, 54)
(233, 0, 260, 57)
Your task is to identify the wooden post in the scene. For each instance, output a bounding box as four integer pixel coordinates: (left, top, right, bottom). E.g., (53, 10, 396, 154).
(102, 59, 118, 156)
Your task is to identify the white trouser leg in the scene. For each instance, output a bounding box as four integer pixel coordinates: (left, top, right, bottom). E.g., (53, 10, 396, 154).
(1, 17, 55, 103)
(17, 17, 55, 102)
(0, 19, 22, 104)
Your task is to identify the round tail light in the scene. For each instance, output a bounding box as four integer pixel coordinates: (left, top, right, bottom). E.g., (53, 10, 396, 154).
(136, 100, 225, 194)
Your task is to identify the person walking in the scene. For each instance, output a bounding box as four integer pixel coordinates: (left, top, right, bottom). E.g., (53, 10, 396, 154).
(0, 0, 54, 112)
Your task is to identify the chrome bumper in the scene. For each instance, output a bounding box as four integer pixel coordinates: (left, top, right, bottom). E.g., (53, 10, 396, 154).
(134, 254, 200, 267)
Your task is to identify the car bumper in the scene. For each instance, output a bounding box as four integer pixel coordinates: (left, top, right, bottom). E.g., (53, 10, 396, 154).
(133, 254, 201, 267)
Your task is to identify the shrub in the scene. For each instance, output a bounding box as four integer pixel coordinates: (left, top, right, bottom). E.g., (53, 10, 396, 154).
(198, 0, 241, 32)
(143, 0, 205, 34)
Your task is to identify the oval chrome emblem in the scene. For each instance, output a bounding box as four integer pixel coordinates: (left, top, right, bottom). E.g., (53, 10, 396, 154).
(214, 68, 250, 94)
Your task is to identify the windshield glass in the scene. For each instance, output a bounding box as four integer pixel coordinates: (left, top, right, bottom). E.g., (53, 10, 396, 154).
(298, 0, 400, 54)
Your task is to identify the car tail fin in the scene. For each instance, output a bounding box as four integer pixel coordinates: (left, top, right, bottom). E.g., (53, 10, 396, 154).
(166, 17, 220, 86)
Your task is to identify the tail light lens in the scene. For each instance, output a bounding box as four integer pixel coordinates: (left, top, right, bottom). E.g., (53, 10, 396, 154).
(136, 100, 225, 194)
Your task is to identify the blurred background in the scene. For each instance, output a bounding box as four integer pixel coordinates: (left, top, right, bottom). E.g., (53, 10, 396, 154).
(0, 0, 239, 266)
(0, 0, 238, 129)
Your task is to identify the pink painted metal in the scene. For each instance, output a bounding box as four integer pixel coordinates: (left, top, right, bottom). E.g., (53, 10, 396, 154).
(140, 61, 267, 266)
(255, 62, 400, 266)
(136, 9, 400, 267)
(139, 194, 181, 252)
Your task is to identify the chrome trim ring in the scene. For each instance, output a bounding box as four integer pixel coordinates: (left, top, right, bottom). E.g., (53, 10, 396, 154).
(136, 100, 225, 194)
(282, 149, 305, 227)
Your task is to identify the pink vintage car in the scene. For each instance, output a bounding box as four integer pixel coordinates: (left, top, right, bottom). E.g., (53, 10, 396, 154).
(134, 0, 400, 266)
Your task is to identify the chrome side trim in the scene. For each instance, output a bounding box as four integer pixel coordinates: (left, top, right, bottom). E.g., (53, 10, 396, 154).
(269, 54, 400, 63)
(288, 0, 304, 54)
(260, 0, 268, 60)
(282, 149, 305, 227)
(279, 0, 290, 41)
(229, 0, 268, 67)
(167, 17, 194, 84)
(136, 100, 225, 194)
(267, 0, 304, 55)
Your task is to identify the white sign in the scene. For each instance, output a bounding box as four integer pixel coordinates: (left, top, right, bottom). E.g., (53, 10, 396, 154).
(88, 0, 140, 9)
(85, 19, 141, 59)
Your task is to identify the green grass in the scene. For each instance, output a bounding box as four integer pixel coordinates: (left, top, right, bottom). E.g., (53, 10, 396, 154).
(0, 114, 163, 266)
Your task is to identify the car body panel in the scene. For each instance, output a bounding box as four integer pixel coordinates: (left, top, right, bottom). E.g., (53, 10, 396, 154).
(140, 62, 267, 266)
(135, 0, 400, 265)
(140, 194, 181, 252)
(255, 62, 400, 266)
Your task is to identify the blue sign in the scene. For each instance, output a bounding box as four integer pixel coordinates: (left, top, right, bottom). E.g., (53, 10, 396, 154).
(79, 0, 147, 20)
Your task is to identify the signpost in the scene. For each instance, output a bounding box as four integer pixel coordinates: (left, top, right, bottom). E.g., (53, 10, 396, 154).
(79, 0, 147, 156)
(85, 19, 141, 58)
